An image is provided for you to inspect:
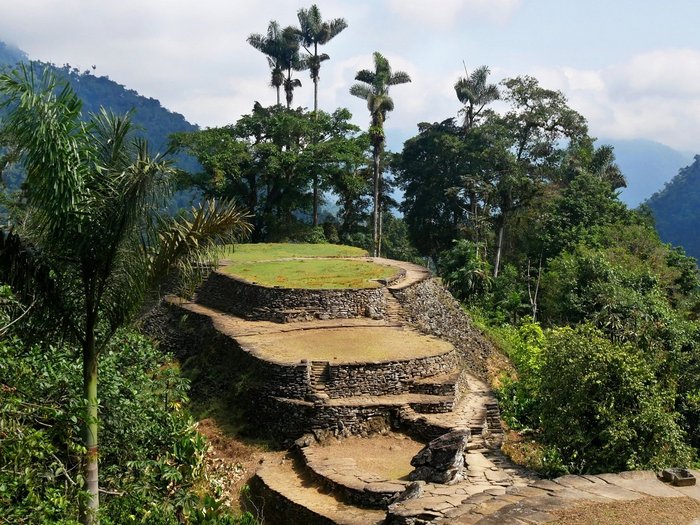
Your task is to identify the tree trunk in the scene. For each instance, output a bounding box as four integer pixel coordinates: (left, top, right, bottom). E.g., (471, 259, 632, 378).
(81, 320, 99, 525)
(377, 197, 383, 258)
(312, 174, 319, 226)
(313, 43, 319, 115)
(313, 77, 319, 114)
(312, 84, 319, 226)
(276, 86, 280, 106)
(372, 144, 381, 257)
(494, 219, 505, 278)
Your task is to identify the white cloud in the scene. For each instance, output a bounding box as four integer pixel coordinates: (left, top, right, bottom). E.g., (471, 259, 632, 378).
(1, 2, 699, 154)
(386, 0, 522, 28)
(524, 49, 700, 151)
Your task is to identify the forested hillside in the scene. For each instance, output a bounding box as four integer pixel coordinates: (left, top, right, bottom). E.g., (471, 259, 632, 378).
(646, 156, 700, 261)
(0, 39, 199, 172)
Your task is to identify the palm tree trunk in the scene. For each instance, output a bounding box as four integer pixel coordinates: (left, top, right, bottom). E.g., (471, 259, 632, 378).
(494, 219, 504, 278)
(378, 197, 383, 258)
(276, 86, 280, 106)
(312, 79, 319, 226)
(313, 77, 319, 114)
(312, 174, 319, 226)
(81, 316, 99, 525)
(372, 145, 381, 257)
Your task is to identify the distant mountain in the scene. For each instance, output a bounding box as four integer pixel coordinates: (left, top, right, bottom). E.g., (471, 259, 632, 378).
(0, 40, 199, 172)
(0, 41, 26, 65)
(646, 156, 700, 261)
(598, 138, 694, 207)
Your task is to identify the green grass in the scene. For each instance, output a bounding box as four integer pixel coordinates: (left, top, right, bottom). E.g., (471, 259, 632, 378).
(223, 243, 368, 263)
(222, 258, 396, 289)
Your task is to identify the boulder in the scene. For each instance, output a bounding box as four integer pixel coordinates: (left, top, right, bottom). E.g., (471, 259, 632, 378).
(409, 429, 470, 484)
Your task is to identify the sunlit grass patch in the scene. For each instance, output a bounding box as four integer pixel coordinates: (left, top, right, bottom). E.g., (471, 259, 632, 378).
(223, 242, 367, 262)
(222, 258, 396, 289)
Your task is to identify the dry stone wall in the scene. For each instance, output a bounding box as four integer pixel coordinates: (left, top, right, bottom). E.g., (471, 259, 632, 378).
(391, 278, 509, 381)
(195, 271, 387, 322)
(323, 352, 457, 398)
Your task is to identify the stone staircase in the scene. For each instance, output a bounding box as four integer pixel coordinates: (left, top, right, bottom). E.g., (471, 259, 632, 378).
(310, 361, 330, 400)
(382, 288, 406, 324)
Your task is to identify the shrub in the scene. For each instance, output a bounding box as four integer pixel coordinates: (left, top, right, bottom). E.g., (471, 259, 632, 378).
(0, 329, 255, 524)
(539, 325, 694, 473)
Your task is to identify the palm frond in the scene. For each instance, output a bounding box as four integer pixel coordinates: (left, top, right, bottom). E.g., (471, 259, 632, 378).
(147, 198, 252, 290)
(349, 83, 372, 100)
(323, 18, 348, 43)
(0, 64, 86, 237)
(389, 71, 411, 86)
(354, 69, 375, 85)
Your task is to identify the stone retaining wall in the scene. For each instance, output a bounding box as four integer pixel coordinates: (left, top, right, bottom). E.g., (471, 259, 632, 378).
(323, 351, 457, 398)
(247, 472, 338, 525)
(299, 444, 407, 509)
(195, 271, 387, 323)
(259, 397, 396, 440)
(142, 301, 314, 401)
(391, 278, 509, 381)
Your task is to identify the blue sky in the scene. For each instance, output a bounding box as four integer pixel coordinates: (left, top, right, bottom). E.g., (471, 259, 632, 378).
(2, 0, 700, 154)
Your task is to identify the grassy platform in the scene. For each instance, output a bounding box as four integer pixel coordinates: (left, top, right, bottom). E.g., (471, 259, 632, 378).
(221, 243, 394, 289)
(224, 243, 368, 262)
(221, 258, 396, 289)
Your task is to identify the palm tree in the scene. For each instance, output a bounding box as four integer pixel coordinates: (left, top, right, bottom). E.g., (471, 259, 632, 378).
(454, 64, 500, 130)
(0, 66, 251, 525)
(296, 4, 347, 114)
(247, 21, 285, 105)
(350, 52, 411, 257)
(280, 25, 306, 109)
(296, 4, 348, 225)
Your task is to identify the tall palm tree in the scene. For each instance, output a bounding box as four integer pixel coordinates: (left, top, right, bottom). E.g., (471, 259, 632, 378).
(247, 21, 285, 105)
(350, 52, 411, 257)
(296, 4, 348, 225)
(296, 4, 347, 114)
(454, 65, 500, 130)
(280, 25, 306, 109)
(0, 66, 251, 525)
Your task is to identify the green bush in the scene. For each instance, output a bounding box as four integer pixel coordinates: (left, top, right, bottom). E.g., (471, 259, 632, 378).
(439, 239, 492, 302)
(539, 325, 694, 473)
(493, 322, 544, 430)
(0, 330, 255, 524)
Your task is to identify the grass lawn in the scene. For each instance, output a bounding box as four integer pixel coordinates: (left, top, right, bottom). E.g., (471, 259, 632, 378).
(223, 243, 367, 262)
(221, 258, 397, 289)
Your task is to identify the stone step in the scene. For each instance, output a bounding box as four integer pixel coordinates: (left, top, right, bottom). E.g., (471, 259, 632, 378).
(249, 455, 386, 525)
(311, 361, 330, 393)
(409, 370, 462, 396)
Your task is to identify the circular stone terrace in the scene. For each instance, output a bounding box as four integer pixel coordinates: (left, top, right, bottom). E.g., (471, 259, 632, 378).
(237, 326, 453, 365)
(218, 243, 402, 289)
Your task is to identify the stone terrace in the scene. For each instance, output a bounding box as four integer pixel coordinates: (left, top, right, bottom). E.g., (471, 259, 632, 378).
(151, 253, 699, 524)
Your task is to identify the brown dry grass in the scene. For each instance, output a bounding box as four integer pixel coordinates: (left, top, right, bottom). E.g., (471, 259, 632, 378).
(245, 327, 453, 363)
(197, 418, 268, 512)
(319, 433, 424, 480)
(548, 496, 700, 525)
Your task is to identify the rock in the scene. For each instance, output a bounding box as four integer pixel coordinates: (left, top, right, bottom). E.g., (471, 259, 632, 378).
(409, 429, 470, 484)
(390, 481, 425, 504)
(293, 433, 315, 449)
